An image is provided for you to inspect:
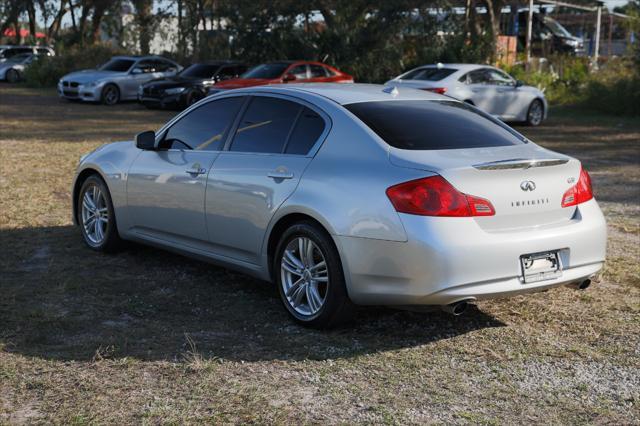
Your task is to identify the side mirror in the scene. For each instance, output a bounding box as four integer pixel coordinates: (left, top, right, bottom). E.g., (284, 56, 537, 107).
(282, 73, 296, 82)
(515, 80, 524, 88)
(135, 130, 156, 150)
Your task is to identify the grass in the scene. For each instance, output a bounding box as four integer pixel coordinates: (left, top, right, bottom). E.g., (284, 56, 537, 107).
(1, 85, 639, 424)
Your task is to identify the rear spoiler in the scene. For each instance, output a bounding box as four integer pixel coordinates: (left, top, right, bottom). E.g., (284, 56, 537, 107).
(473, 158, 569, 170)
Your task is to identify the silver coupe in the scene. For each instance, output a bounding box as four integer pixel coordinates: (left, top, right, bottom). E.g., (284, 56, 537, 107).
(58, 55, 182, 105)
(72, 84, 606, 327)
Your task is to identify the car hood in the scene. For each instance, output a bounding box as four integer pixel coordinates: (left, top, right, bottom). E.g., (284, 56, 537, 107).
(144, 76, 206, 90)
(62, 70, 125, 83)
(214, 78, 278, 89)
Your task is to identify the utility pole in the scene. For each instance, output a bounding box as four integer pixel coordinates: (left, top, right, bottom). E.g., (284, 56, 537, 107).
(525, 0, 534, 68)
(593, 1, 602, 69)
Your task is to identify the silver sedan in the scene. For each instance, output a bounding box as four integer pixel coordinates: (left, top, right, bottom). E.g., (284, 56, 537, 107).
(385, 63, 548, 126)
(72, 84, 606, 327)
(58, 55, 181, 105)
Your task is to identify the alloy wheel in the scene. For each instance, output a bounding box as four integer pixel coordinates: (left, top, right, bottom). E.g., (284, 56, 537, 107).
(103, 86, 119, 105)
(81, 185, 109, 245)
(528, 101, 543, 126)
(280, 237, 329, 316)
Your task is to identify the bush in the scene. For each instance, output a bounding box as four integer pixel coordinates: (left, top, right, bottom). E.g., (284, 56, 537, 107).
(24, 44, 126, 87)
(583, 58, 640, 116)
(505, 56, 590, 105)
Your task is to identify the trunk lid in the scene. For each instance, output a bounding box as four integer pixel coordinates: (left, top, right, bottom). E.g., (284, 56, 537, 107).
(389, 144, 582, 231)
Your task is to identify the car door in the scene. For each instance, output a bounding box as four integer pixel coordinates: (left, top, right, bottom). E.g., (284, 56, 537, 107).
(126, 96, 245, 245)
(484, 68, 519, 119)
(205, 95, 329, 264)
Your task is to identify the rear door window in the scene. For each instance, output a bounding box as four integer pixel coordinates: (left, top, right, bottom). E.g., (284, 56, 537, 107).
(309, 64, 329, 78)
(284, 107, 326, 155)
(161, 96, 245, 150)
(230, 97, 301, 154)
(345, 100, 527, 150)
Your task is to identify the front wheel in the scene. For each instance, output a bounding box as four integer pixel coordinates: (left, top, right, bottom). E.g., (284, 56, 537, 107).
(6, 69, 19, 83)
(526, 99, 544, 126)
(274, 222, 353, 328)
(78, 175, 121, 252)
(101, 84, 120, 106)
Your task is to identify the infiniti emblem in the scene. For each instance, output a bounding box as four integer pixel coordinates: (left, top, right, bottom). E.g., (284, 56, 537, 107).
(520, 180, 536, 191)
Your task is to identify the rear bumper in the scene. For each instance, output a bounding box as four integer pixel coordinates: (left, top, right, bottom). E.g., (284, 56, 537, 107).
(335, 199, 606, 306)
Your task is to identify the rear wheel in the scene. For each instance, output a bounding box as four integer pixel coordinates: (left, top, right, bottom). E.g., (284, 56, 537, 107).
(526, 99, 544, 126)
(6, 69, 19, 83)
(78, 175, 121, 252)
(274, 222, 353, 328)
(101, 84, 120, 106)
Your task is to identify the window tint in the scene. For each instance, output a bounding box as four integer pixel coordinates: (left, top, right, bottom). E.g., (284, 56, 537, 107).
(100, 58, 135, 72)
(135, 60, 156, 73)
(402, 67, 456, 81)
(345, 100, 527, 151)
(288, 65, 308, 80)
(285, 107, 326, 155)
(162, 97, 245, 150)
(230, 97, 301, 154)
(486, 69, 514, 86)
(153, 60, 175, 72)
(309, 64, 328, 78)
(218, 65, 243, 80)
(242, 63, 288, 79)
(180, 63, 219, 78)
(462, 69, 489, 85)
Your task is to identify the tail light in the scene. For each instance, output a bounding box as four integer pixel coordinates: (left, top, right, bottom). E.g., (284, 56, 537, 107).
(421, 87, 447, 95)
(386, 176, 495, 217)
(561, 166, 593, 207)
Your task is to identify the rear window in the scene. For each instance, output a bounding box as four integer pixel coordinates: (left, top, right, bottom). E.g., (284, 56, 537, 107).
(345, 100, 527, 150)
(401, 68, 456, 81)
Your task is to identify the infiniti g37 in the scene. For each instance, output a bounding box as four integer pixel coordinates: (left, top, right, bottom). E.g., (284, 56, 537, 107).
(72, 84, 606, 327)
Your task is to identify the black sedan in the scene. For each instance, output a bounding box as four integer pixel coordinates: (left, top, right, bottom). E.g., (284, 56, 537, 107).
(138, 61, 248, 109)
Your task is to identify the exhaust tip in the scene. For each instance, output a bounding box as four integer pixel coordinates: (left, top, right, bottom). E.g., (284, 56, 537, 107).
(569, 279, 591, 290)
(442, 300, 470, 316)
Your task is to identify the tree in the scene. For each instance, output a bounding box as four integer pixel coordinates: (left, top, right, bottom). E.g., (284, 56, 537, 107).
(132, 0, 153, 54)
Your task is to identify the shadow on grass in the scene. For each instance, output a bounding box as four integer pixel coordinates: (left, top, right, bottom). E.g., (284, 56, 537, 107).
(0, 225, 505, 363)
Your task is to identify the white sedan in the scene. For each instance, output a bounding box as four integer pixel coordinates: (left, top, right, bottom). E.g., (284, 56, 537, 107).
(385, 63, 547, 126)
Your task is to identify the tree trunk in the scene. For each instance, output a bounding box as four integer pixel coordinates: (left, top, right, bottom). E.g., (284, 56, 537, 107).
(48, 0, 70, 42)
(132, 0, 153, 54)
(26, 1, 37, 42)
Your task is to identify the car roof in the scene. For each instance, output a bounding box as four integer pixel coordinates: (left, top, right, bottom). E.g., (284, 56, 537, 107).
(413, 63, 493, 72)
(226, 83, 447, 105)
(195, 60, 245, 66)
(111, 55, 173, 61)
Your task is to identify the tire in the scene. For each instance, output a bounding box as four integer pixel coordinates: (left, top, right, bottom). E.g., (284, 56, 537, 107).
(6, 69, 19, 83)
(77, 175, 121, 252)
(274, 221, 354, 328)
(526, 99, 544, 126)
(101, 83, 120, 106)
(185, 90, 203, 108)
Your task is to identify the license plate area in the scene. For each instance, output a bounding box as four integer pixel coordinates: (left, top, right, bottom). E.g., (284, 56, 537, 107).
(520, 251, 562, 284)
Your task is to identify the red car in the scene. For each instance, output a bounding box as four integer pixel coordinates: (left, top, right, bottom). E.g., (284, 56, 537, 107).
(209, 61, 353, 93)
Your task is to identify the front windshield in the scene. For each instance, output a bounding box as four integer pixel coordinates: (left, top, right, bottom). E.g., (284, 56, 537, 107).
(241, 63, 289, 79)
(180, 64, 220, 78)
(543, 17, 572, 38)
(99, 58, 135, 72)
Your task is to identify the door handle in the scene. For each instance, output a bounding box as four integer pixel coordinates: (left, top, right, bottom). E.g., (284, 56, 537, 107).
(267, 170, 294, 180)
(185, 167, 207, 175)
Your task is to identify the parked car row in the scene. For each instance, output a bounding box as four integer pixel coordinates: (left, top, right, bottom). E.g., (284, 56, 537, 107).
(53, 54, 546, 125)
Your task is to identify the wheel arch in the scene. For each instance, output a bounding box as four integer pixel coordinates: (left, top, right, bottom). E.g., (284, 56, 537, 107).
(72, 167, 107, 225)
(265, 211, 338, 282)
